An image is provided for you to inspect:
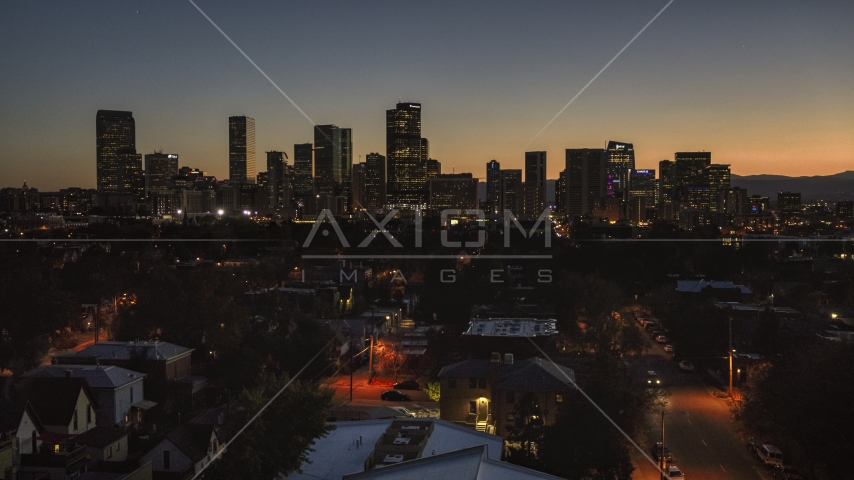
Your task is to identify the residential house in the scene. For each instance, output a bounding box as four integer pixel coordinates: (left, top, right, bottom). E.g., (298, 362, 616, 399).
(438, 353, 575, 436)
(13, 377, 98, 437)
(138, 424, 220, 478)
(675, 279, 753, 302)
(23, 365, 148, 428)
(0, 399, 45, 480)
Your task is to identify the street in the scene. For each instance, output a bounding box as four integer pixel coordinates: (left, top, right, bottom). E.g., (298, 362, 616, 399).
(323, 364, 438, 413)
(630, 334, 772, 479)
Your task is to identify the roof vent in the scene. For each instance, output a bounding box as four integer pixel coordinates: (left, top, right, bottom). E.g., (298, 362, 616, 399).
(504, 353, 514, 365)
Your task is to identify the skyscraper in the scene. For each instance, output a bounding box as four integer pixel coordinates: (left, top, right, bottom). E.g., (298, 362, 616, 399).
(428, 174, 479, 211)
(351, 163, 365, 211)
(500, 169, 523, 215)
(566, 148, 606, 216)
(266, 151, 291, 208)
(293, 143, 314, 211)
(229, 116, 256, 184)
(658, 160, 676, 207)
(386, 102, 425, 206)
(313, 125, 352, 212)
(364, 152, 386, 210)
(628, 169, 657, 223)
(674, 152, 711, 202)
(524, 151, 546, 219)
(144, 152, 179, 199)
(117, 153, 145, 202)
(606, 141, 635, 200)
(705, 164, 731, 212)
(486, 160, 501, 215)
(426, 159, 442, 179)
(96, 110, 136, 194)
(555, 170, 567, 217)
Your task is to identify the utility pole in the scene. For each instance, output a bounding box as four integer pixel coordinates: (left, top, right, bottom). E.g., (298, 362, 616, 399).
(660, 410, 665, 480)
(368, 335, 374, 385)
(728, 316, 733, 397)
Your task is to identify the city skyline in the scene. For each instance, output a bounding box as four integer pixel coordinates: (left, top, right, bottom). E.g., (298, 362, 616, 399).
(2, 1, 853, 190)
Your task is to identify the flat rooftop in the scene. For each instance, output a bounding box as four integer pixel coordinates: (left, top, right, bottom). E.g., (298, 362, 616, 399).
(463, 318, 557, 337)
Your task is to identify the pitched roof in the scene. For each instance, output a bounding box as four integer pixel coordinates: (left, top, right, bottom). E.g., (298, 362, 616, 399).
(53, 341, 192, 362)
(438, 357, 576, 392)
(676, 279, 752, 294)
(342, 444, 561, 480)
(13, 377, 96, 426)
(166, 424, 217, 462)
(22, 365, 145, 389)
(0, 398, 44, 434)
(74, 425, 128, 448)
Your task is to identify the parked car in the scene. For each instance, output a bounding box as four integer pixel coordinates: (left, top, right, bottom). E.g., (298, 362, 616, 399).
(380, 390, 411, 401)
(664, 344, 674, 352)
(646, 371, 662, 386)
(678, 360, 695, 372)
(651, 442, 672, 463)
(655, 335, 669, 343)
(667, 465, 685, 479)
(393, 379, 420, 390)
(389, 406, 416, 417)
(773, 465, 805, 479)
(757, 444, 784, 467)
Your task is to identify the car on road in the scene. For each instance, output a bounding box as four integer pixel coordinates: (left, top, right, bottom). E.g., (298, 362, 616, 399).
(667, 465, 685, 479)
(757, 444, 784, 467)
(655, 335, 669, 343)
(678, 360, 695, 372)
(773, 465, 805, 479)
(664, 344, 674, 352)
(646, 371, 662, 386)
(389, 406, 416, 417)
(380, 390, 411, 401)
(393, 379, 420, 390)
(652, 442, 672, 463)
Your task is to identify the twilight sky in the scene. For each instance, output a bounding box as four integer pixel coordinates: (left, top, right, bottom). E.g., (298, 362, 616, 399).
(1, 0, 852, 190)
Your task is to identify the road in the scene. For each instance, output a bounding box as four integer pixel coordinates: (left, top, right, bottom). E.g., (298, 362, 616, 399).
(630, 325, 773, 479)
(323, 364, 437, 412)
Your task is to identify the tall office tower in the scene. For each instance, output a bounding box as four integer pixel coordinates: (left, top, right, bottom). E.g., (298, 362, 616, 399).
(426, 159, 441, 179)
(229, 116, 256, 184)
(500, 169, 523, 215)
(566, 149, 607, 216)
(266, 151, 290, 208)
(116, 153, 145, 202)
(421, 138, 429, 162)
(749, 195, 770, 213)
(428, 174, 479, 210)
(387, 102, 425, 206)
(606, 141, 635, 200)
(658, 160, 676, 206)
(718, 187, 748, 215)
(524, 151, 546, 219)
(777, 191, 802, 217)
(555, 170, 567, 216)
(628, 169, 657, 206)
(363, 152, 386, 210)
(96, 110, 136, 193)
(674, 152, 711, 202)
(351, 163, 365, 211)
(314, 125, 352, 210)
(485, 160, 501, 215)
(293, 143, 314, 212)
(705, 164, 730, 212)
(144, 152, 179, 198)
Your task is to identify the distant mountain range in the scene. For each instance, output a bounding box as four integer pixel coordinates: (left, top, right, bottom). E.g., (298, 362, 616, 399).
(731, 171, 854, 202)
(474, 171, 854, 205)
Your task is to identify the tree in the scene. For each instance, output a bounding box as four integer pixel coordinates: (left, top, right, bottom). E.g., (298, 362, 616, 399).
(505, 392, 545, 470)
(424, 381, 441, 401)
(204, 376, 334, 479)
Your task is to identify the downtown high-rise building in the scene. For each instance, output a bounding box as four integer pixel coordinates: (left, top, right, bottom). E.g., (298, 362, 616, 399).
(293, 143, 314, 206)
(485, 160, 501, 215)
(387, 102, 425, 206)
(96, 110, 136, 194)
(500, 169, 523, 215)
(229, 116, 256, 184)
(706, 164, 731, 212)
(628, 169, 657, 223)
(658, 160, 676, 207)
(144, 152, 179, 198)
(606, 141, 635, 200)
(313, 125, 353, 211)
(363, 153, 386, 210)
(351, 163, 365, 211)
(524, 151, 546, 219)
(265, 151, 292, 209)
(426, 159, 442, 179)
(674, 151, 711, 203)
(555, 170, 567, 216)
(566, 148, 606, 216)
(428, 174, 479, 211)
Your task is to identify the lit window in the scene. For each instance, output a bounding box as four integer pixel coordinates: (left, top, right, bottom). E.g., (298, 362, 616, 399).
(54, 444, 60, 453)
(556, 394, 564, 403)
